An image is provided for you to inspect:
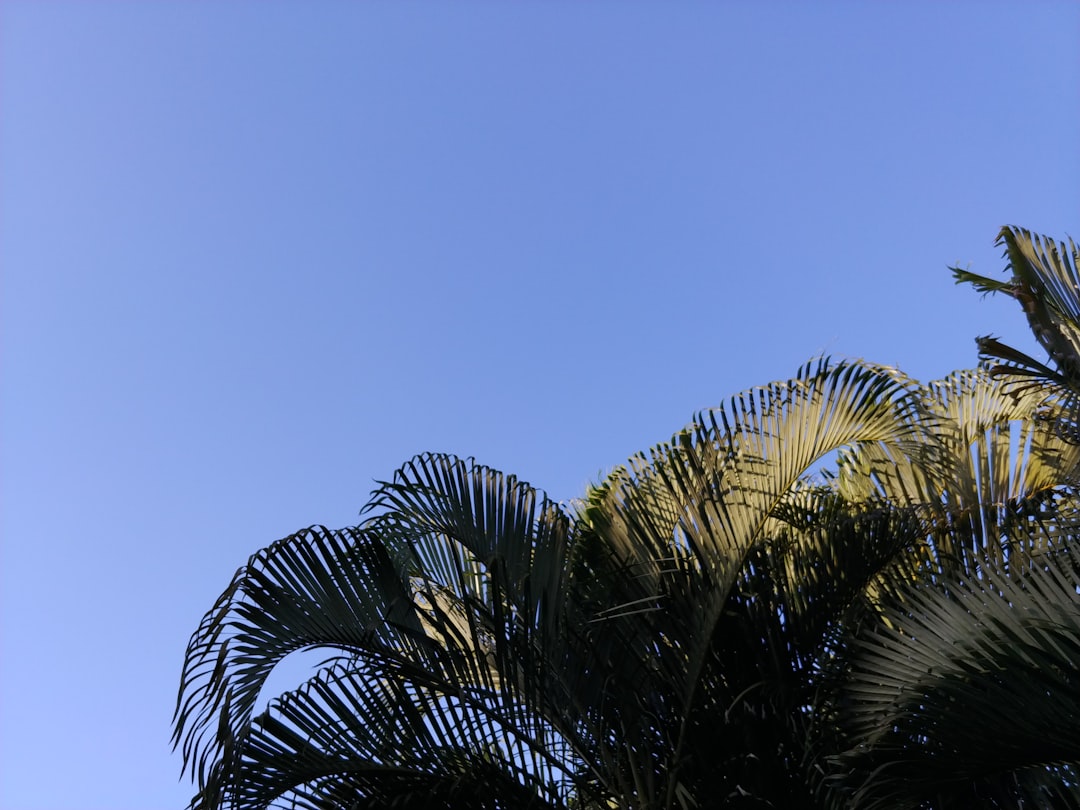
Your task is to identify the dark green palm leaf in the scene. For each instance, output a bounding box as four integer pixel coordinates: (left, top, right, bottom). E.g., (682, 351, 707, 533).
(174, 455, 598, 810)
(829, 534, 1080, 809)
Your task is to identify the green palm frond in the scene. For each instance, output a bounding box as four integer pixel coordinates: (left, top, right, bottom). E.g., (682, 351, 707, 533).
(585, 358, 941, 585)
(575, 358, 948, 807)
(829, 534, 1080, 809)
(173, 525, 421, 797)
(231, 662, 576, 809)
(953, 226, 1080, 433)
(815, 354, 1080, 808)
(833, 369, 1080, 570)
(174, 455, 600, 810)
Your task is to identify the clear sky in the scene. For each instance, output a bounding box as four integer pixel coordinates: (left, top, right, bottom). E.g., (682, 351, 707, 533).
(1, 2, 1077, 808)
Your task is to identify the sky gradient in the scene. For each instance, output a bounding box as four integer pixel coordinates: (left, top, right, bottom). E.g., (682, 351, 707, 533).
(2, 3, 1078, 808)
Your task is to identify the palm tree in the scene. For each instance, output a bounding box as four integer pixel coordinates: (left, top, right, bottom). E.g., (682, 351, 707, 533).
(175, 228, 1080, 809)
(954, 226, 1080, 437)
(824, 367, 1080, 809)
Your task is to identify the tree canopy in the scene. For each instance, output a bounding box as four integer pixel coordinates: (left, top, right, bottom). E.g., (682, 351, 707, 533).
(175, 226, 1080, 809)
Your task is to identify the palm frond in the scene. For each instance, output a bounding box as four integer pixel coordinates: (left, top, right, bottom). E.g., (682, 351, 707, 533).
(221, 662, 575, 809)
(829, 535, 1080, 809)
(172, 525, 421, 798)
(173, 454, 602, 810)
(833, 369, 1080, 570)
(576, 358, 946, 807)
(953, 226, 1080, 431)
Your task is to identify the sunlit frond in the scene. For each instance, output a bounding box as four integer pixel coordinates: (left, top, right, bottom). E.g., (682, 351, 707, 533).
(574, 358, 946, 805)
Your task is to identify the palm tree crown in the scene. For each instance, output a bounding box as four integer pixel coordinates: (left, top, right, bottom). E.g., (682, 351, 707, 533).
(176, 227, 1080, 809)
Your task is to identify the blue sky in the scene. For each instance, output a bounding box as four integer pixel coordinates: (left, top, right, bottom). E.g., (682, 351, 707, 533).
(1, 3, 1077, 808)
